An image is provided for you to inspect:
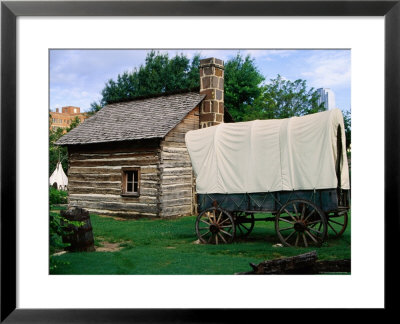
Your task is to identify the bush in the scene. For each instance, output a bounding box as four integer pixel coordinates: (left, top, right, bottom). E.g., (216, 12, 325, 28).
(49, 187, 68, 205)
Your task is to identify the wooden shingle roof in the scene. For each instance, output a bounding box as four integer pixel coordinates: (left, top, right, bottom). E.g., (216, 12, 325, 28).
(56, 92, 205, 145)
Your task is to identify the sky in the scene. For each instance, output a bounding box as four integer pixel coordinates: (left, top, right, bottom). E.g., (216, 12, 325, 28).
(50, 49, 351, 113)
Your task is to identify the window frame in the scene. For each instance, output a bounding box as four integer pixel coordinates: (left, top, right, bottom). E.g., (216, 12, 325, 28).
(121, 167, 141, 197)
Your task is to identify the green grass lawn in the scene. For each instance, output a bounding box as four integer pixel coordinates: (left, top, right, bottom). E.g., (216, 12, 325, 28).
(50, 211, 350, 275)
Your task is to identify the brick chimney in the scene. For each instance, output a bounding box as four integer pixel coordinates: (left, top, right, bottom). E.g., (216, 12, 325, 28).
(199, 58, 224, 128)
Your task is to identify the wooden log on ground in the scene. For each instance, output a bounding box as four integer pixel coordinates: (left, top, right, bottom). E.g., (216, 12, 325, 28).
(314, 259, 351, 273)
(236, 251, 351, 274)
(246, 251, 318, 274)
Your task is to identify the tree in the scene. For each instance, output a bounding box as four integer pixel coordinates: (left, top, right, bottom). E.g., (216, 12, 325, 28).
(248, 75, 325, 120)
(98, 51, 201, 107)
(67, 116, 81, 131)
(224, 54, 265, 121)
(93, 52, 264, 122)
(49, 116, 81, 176)
(88, 101, 102, 116)
(49, 127, 68, 176)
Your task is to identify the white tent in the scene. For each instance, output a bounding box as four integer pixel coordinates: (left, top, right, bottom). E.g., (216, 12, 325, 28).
(49, 161, 68, 190)
(185, 109, 350, 194)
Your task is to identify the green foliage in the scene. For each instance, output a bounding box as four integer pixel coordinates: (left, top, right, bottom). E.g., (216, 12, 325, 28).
(224, 54, 265, 121)
(49, 205, 85, 271)
(49, 187, 68, 205)
(342, 110, 351, 149)
(67, 116, 81, 130)
(49, 210, 68, 254)
(248, 75, 325, 120)
(98, 51, 201, 107)
(50, 213, 351, 275)
(49, 114, 81, 176)
(88, 101, 102, 116)
(49, 127, 68, 176)
(93, 52, 265, 121)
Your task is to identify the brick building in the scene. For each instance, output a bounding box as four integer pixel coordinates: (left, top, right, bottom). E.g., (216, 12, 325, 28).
(50, 106, 88, 131)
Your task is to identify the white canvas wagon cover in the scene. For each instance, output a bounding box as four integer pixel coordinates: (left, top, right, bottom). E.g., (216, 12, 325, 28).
(185, 109, 350, 194)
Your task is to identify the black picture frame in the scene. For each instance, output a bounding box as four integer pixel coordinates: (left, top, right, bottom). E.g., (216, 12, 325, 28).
(1, 0, 398, 321)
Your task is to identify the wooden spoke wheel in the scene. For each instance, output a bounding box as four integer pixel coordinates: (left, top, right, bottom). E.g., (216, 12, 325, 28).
(326, 211, 348, 238)
(232, 212, 255, 238)
(275, 199, 327, 247)
(195, 207, 236, 244)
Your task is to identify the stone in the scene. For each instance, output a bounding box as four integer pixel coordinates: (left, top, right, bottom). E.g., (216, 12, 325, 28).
(216, 89, 223, 101)
(201, 76, 210, 89)
(215, 58, 224, 66)
(200, 113, 216, 122)
(210, 76, 219, 88)
(218, 78, 224, 90)
(219, 102, 224, 114)
(200, 89, 215, 100)
(212, 101, 219, 113)
(215, 68, 223, 77)
(200, 58, 214, 65)
(203, 66, 214, 76)
(202, 101, 211, 113)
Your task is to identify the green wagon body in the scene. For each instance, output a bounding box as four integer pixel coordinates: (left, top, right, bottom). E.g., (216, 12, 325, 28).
(197, 189, 350, 214)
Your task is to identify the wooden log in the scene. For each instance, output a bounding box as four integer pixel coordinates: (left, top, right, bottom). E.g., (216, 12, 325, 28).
(69, 151, 158, 160)
(70, 157, 159, 167)
(68, 139, 160, 154)
(314, 259, 351, 273)
(239, 251, 318, 274)
(236, 251, 351, 274)
(83, 208, 158, 219)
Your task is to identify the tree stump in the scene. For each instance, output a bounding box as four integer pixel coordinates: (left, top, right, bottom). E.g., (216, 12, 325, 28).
(61, 207, 95, 252)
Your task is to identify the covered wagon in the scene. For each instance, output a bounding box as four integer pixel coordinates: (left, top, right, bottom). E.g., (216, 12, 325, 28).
(185, 108, 350, 247)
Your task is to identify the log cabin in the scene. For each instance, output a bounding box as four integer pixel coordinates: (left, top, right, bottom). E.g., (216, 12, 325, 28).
(56, 58, 232, 218)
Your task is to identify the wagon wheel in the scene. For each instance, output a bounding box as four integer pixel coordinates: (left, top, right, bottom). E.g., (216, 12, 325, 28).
(326, 211, 348, 238)
(232, 212, 255, 238)
(275, 199, 327, 247)
(195, 207, 236, 244)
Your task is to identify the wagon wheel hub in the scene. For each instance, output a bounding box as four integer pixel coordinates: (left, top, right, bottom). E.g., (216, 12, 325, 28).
(294, 221, 307, 232)
(209, 224, 220, 234)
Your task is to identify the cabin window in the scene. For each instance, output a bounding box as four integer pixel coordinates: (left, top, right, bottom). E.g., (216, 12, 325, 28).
(121, 168, 140, 196)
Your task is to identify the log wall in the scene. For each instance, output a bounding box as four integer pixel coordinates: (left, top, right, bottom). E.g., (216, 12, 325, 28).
(159, 107, 200, 217)
(67, 140, 161, 218)
(66, 108, 200, 219)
